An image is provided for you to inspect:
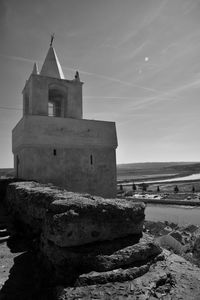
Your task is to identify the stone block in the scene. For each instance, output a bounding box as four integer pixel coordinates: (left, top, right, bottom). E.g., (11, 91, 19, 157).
(6, 181, 57, 234)
(75, 264, 150, 286)
(44, 197, 145, 247)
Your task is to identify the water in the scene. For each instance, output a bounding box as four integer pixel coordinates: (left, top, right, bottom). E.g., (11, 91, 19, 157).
(137, 173, 200, 184)
(145, 204, 200, 225)
(121, 173, 200, 186)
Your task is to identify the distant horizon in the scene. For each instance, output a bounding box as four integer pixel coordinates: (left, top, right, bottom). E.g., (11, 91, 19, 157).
(117, 160, 200, 165)
(1, 160, 200, 170)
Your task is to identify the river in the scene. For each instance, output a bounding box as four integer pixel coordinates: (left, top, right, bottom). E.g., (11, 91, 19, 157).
(145, 204, 200, 226)
(141, 173, 200, 184)
(121, 173, 200, 186)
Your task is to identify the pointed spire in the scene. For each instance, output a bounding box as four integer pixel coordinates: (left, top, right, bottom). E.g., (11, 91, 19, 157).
(40, 46, 65, 79)
(32, 62, 38, 75)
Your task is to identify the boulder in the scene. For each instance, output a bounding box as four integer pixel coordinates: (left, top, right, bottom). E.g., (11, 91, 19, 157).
(7, 182, 145, 245)
(6, 182, 57, 234)
(75, 264, 150, 286)
(84, 240, 162, 272)
(44, 198, 145, 247)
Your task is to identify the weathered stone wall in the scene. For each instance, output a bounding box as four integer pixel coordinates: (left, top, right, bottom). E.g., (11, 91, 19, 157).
(6, 181, 146, 283)
(13, 146, 117, 198)
(6, 181, 145, 240)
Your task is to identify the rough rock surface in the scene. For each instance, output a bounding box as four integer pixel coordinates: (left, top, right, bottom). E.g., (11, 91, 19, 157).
(40, 235, 161, 284)
(6, 181, 146, 284)
(6, 182, 57, 234)
(81, 239, 162, 272)
(7, 182, 145, 246)
(56, 250, 200, 300)
(45, 198, 145, 247)
(76, 264, 151, 286)
(145, 220, 200, 267)
(3, 181, 200, 299)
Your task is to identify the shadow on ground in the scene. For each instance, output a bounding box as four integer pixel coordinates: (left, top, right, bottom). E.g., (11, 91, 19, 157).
(0, 203, 55, 300)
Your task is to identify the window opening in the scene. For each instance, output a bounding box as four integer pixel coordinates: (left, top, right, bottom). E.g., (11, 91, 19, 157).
(90, 154, 93, 165)
(48, 86, 66, 117)
(48, 103, 54, 116)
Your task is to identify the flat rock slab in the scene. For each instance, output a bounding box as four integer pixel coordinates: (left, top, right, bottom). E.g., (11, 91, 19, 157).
(45, 197, 145, 247)
(85, 240, 162, 272)
(6, 182, 145, 247)
(76, 264, 150, 286)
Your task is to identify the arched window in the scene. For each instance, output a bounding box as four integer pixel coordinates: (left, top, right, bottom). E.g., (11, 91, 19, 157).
(48, 84, 67, 117)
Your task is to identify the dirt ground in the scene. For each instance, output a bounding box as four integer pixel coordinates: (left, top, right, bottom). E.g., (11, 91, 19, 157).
(0, 203, 54, 300)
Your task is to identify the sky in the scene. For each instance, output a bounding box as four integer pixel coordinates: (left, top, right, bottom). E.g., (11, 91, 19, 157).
(1, 0, 200, 167)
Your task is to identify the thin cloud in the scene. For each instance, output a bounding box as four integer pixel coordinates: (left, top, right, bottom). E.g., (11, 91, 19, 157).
(123, 41, 150, 61)
(129, 75, 200, 111)
(75, 69, 162, 93)
(0, 52, 161, 94)
(134, 31, 200, 87)
(118, 0, 168, 47)
(0, 53, 36, 64)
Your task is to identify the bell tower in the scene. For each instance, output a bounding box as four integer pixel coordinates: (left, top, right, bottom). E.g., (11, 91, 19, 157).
(12, 42, 118, 198)
(22, 45, 83, 119)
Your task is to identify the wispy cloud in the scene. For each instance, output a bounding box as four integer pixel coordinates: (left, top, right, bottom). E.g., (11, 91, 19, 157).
(128, 75, 200, 111)
(0, 52, 166, 96)
(0, 53, 36, 64)
(118, 0, 168, 47)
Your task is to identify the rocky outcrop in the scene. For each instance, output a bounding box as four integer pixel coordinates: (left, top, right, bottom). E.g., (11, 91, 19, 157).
(81, 239, 162, 272)
(56, 250, 200, 299)
(7, 182, 145, 242)
(44, 197, 144, 247)
(75, 264, 151, 286)
(6, 182, 57, 234)
(6, 181, 147, 283)
(3, 180, 200, 299)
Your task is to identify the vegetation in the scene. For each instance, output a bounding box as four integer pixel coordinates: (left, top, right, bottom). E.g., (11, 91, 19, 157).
(174, 185, 179, 193)
(132, 183, 136, 191)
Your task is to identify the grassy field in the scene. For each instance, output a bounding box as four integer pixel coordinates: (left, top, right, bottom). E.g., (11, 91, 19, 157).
(117, 162, 200, 199)
(117, 162, 200, 182)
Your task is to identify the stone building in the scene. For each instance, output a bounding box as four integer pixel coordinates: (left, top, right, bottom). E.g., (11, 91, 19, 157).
(12, 44, 118, 197)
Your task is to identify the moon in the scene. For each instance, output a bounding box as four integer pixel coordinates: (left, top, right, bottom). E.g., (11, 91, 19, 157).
(145, 57, 149, 62)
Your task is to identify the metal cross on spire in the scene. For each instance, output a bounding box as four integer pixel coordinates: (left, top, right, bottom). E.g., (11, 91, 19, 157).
(50, 33, 55, 47)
